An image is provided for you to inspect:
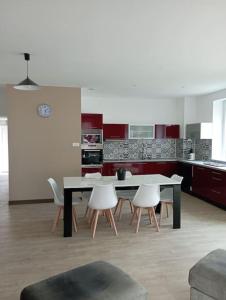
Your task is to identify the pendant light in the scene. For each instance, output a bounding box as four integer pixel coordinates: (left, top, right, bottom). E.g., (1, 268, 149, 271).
(14, 53, 40, 91)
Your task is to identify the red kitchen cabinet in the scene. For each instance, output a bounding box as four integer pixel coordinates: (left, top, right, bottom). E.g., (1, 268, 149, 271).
(103, 161, 178, 177)
(208, 169, 226, 205)
(155, 124, 180, 138)
(81, 113, 103, 130)
(192, 166, 210, 198)
(103, 124, 128, 140)
(144, 161, 178, 176)
(82, 167, 103, 176)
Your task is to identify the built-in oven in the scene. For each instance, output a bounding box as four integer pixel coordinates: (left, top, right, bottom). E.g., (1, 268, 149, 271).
(82, 149, 103, 165)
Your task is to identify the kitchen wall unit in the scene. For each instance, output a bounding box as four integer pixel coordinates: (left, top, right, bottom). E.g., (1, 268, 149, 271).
(129, 125, 155, 139)
(155, 124, 180, 138)
(103, 161, 178, 176)
(103, 124, 128, 140)
(81, 113, 103, 130)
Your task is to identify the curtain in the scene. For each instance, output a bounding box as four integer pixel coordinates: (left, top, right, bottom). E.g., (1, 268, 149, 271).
(0, 118, 8, 173)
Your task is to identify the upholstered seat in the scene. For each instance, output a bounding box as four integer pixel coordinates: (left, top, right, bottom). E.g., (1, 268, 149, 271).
(20, 261, 148, 300)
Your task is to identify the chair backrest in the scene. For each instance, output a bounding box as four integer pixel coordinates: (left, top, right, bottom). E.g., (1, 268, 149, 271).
(47, 178, 63, 205)
(88, 184, 118, 210)
(132, 184, 160, 208)
(171, 174, 183, 184)
(85, 172, 102, 179)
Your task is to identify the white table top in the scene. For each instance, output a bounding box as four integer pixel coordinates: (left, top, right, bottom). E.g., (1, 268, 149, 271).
(64, 174, 180, 189)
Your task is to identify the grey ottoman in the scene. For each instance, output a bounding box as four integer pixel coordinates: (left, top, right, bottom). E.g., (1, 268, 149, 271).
(20, 261, 148, 300)
(189, 249, 226, 300)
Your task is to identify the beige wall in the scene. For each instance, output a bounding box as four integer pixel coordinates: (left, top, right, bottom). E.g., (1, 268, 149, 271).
(6, 85, 81, 201)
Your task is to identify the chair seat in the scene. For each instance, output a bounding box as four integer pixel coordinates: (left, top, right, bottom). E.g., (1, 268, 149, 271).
(20, 261, 148, 300)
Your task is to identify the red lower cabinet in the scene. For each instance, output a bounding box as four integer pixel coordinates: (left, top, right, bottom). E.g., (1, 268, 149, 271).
(192, 165, 226, 206)
(103, 161, 178, 176)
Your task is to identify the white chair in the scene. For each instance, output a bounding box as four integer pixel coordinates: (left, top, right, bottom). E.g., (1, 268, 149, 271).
(83, 172, 102, 218)
(88, 184, 118, 238)
(114, 171, 136, 220)
(47, 178, 81, 233)
(159, 174, 183, 225)
(131, 184, 160, 233)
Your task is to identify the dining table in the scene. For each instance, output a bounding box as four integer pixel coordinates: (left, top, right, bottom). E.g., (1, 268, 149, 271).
(63, 174, 181, 237)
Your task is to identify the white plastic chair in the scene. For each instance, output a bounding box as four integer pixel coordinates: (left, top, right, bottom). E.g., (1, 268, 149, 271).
(159, 174, 183, 224)
(131, 184, 160, 233)
(83, 172, 102, 218)
(114, 171, 136, 220)
(88, 184, 118, 238)
(47, 178, 81, 233)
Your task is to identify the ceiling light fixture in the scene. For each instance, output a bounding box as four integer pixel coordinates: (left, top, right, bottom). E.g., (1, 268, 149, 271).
(14, 53, 40, 91)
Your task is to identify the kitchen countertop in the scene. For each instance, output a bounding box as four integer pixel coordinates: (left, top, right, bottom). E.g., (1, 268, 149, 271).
(179, 159, 226, 172)
(103, 159, 177, 163)
(103, 159, 226, 172)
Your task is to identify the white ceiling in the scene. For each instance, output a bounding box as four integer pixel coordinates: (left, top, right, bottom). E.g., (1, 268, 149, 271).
(1, 0, 226, 98)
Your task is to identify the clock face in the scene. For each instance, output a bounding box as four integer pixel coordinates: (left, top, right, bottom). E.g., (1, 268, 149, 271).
(37, 104, 52, 118)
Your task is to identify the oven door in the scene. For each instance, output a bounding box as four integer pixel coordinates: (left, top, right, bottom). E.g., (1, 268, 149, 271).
(82, 150, 103, 165)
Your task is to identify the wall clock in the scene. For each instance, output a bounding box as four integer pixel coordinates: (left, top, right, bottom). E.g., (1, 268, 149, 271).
(37, 104, 52, 118)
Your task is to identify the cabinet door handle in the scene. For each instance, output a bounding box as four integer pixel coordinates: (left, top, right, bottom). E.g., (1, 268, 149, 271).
(212, 176, 223, 182)
(211, 189, 221, 195)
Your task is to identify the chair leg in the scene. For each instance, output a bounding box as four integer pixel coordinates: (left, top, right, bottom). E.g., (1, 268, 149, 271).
(159, 202, 164, 226)
(52, 206, 62, 232)
(130, 206, 138, 225)
(136, 208, 142, 233)
(84, 206, 89, 217)
(108, 209, 118, 236)
(166, 204, 169, 218)
(151, 207, 160, 232)
(92, 210, 99, 239)
(118, 199, 124, 220)
(72, 208, 78, 232)
(147, 208, 152, 224)
(105, 210, 113, 227)
(114, 200, 120, 215)
(129, 201, 134, 214)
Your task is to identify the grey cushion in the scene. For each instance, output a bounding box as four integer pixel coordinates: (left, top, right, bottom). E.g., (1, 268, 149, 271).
(20, 261, 148, 300)
(191, 287, 215, 300)
(189, 249, 226, 300)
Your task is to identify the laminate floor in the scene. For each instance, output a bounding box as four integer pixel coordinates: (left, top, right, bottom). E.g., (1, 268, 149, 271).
(1, 174, 226, 300)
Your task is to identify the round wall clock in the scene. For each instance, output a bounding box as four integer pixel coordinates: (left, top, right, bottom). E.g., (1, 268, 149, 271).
(37, 104, 52, 118)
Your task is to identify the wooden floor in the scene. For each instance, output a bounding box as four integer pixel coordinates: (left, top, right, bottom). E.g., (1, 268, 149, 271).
(1, 174, 226, 300)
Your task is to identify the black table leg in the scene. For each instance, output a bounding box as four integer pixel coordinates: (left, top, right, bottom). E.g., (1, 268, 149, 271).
(173, 184, 181, 229)
(64, 189, 72, 237)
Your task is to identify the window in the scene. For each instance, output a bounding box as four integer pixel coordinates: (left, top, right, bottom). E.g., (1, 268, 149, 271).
(212, 99, 226, 161)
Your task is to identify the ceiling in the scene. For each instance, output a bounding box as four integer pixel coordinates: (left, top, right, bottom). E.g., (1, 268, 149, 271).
(1, 0, 226, 98)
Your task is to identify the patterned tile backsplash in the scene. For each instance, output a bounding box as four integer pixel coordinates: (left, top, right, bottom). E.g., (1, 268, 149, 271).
(104, 138, 212, 161)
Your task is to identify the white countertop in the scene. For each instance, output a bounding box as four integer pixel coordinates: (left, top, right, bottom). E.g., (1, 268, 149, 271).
(103, 159, 177, 163)
(180, 159, 226, 172)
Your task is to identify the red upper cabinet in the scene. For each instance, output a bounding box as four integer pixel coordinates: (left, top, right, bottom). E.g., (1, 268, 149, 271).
(103, 124, 128, 140)
(81, 113, 103, 130)
(165, 125, 180, 138)
(155, 124, 180, 138)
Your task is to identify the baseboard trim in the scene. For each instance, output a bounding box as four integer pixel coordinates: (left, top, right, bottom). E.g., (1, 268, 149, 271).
(9, 199, 54, 205)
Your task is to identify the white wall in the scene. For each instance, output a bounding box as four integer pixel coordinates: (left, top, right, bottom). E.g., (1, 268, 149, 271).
(196, 89, 226, 122)
(0, 85, 7, 116)
(82, 94, 184, 135)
